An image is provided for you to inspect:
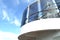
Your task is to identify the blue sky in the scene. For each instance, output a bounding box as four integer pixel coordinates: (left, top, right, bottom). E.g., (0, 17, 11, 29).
(0, 0, 36, 40)
(0, 0, 59, 40)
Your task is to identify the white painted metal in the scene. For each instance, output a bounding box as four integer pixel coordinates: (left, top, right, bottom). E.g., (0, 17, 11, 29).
(20, 18, 60, 35)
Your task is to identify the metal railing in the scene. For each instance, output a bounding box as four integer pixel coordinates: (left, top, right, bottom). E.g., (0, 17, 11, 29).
(29, 1, 60, 19)
(21, 1, 60, 26)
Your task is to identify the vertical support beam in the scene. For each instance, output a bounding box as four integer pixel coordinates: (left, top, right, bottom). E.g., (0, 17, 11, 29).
(37, 0, 42, 19)
(37, 0, 40, 11)
(26, 2, 30, 23)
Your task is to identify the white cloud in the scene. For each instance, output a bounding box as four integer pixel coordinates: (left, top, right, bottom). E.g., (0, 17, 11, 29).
(13, 0, 20, 6)
(22, 0, 36, 3)
(21, 0, 30, 3)
(27, 0, 29, 2)
(16, 0, 20, 5)
(2, 9, 10, 21)
(11, 18, 20, 27)
(0, 31, 18, 40)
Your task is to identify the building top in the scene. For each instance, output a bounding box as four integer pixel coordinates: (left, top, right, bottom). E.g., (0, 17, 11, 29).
(21, 0, 60, 27)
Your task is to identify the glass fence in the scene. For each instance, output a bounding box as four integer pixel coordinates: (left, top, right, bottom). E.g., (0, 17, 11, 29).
(21, 0, 60, 26)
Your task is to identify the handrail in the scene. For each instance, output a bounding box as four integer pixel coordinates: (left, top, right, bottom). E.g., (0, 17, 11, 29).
(29, 8, 58, 17)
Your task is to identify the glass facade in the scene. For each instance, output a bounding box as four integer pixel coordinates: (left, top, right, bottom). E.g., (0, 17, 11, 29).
(21, 1, 39, 26)
(21, 8, 27, 26)
(55, 0, 60, 11)
(21, 0, 60, 26)
(28, 1, 38, 22)
(55, 0, 60, 17)
(40, 0, 59, 18)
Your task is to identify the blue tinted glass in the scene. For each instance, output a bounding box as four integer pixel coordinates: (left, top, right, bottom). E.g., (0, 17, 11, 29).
(55, 0, 60, 9)
(21, 8, 27, 26)
(29, 2, 38, 22)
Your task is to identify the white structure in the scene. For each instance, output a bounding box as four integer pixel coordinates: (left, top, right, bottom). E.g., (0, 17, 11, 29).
(18, 18, 60, 40)
(18, 0, 60, 40)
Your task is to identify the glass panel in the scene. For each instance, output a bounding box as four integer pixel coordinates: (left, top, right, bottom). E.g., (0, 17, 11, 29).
(21, 8, 27, 26)
(40, 0, 59, 18)
(28, 1, 38, 22)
